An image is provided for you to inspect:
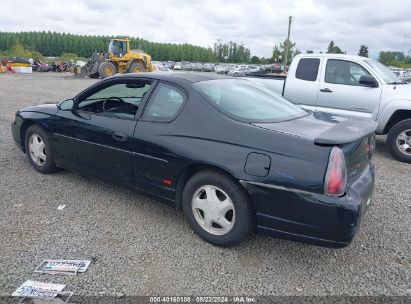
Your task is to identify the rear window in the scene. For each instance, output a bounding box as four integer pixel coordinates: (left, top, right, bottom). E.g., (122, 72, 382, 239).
(295, 58, 320, 81)
(194, 79, 308, 123)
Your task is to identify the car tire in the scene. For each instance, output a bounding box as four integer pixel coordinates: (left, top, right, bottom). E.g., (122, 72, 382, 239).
(387, 118, 411, 163)
(24, 125, 58, 174)
(98, 61, 116, 78)
(182, 170, 252, 247)
(88, 72, 100, 79)
(127, 61, 146, 73)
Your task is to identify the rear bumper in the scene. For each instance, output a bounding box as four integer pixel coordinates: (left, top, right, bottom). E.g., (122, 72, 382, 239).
(242, 164, 375, 248)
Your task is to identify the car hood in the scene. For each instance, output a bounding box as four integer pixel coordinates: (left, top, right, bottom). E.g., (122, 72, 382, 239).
(382, 83, 411, 101)
(252, 111, 378, 145)
(19, 103, 58, 115)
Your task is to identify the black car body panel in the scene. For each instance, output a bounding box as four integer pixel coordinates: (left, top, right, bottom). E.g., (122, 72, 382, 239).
(11, 72, 377, 247)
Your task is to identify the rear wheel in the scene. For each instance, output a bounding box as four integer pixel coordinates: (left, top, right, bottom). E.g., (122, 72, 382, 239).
(24, 125, 58, 173)
(98, 61, 116, 78)
(182, 170, 252, 247)
(127, 61, 146, 73)
(387, 119, 411, 163)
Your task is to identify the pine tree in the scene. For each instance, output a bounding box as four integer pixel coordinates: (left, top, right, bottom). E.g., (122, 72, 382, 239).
(358, 45, 369, 57)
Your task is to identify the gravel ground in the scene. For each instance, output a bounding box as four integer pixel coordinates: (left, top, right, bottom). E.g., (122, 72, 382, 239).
(0, 73, 410, 299)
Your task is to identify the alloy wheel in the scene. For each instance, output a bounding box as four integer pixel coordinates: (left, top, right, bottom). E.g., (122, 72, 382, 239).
(396, 129, 411, 156)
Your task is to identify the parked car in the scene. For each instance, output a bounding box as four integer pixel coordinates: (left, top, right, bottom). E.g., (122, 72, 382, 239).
(245, 66, 262, 76)
(181, 62, 192, 71)
(11, 73, 376, 248)
(228, 67, 246, 77)
(215, 65, 229, 74)
(202, 63, 213, 72)
(173, 62, 182, 70)
(193, 62, 203, 71)
(246, 54, 411, 163)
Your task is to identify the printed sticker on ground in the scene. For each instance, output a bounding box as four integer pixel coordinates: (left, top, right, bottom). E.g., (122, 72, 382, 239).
(12, 280, 65, 298)
(34, 259, 91, 275)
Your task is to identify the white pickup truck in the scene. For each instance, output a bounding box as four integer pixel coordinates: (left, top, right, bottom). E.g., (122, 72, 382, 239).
(247, 54, 411, 163)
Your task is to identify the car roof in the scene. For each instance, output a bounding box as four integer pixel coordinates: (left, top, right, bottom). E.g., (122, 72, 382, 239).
(294, 53, 373, 61)
(114, 72, 232, 83)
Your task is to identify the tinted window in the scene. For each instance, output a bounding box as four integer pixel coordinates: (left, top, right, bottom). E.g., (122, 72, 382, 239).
(77, 82, 151, 118)
(194, 79, 308, 122)
(144, 83, 185, 120)
(325, 59, 371, 86)
(295, 58, 320, 81)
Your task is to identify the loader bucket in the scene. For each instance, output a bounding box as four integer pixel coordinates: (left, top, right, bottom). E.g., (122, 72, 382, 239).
(73, 52, 105, 78)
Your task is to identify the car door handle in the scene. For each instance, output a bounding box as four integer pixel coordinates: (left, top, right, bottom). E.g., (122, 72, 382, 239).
(112, 132, 128, 142)
(320, 88, 333, 93)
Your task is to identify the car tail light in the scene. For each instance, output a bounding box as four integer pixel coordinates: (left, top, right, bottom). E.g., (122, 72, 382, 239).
(324, 147, 347, 197)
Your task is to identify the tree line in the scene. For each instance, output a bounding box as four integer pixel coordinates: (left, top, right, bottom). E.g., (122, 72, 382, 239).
(1, 31, 410, 68)
(270, 39, 411, 68)
(0, 31, 253, 63)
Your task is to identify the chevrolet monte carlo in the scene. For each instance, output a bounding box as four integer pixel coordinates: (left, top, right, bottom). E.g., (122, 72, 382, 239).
(11, 73, 377, 247)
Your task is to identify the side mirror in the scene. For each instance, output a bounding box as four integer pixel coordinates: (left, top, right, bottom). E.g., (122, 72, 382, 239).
(359, 75, 379, 87)
(57, 99, 74, 111)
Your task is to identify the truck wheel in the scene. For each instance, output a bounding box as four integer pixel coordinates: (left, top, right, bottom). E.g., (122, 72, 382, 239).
(128, 62, 146, 73)
(387, 119, 411, 163)
(88, 72, 100, 79)
(98, 61, 116, 78)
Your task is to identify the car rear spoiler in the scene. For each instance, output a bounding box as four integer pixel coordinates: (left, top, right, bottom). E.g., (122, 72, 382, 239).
(314, 119, 378, 145)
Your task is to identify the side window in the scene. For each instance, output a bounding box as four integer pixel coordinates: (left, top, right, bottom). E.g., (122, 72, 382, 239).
(295, 58, 320, 81)
(325, 59, 371, 86)
(143, 83, 185, 121)
(77, 81, 151, 118)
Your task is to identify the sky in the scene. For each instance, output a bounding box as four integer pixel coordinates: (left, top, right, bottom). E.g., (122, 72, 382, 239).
(1, 0, 410, 59)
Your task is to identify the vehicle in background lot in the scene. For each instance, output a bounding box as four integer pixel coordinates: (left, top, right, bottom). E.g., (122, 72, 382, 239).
(11, 73, 376, 248)
(32, 59, 50, 72)
(202, 63, 213, 72)
(181, 62, 191, 71)
(75, 38, 155, 79)
(193, 62, 203, 71)
(248, 54, 411, 163)
(400, 70, 411, 82)
(214, 65, 229, 74)
(245, 66, 262, 76)
(173, 62, 182, 70)
(228, 66, 246, 77)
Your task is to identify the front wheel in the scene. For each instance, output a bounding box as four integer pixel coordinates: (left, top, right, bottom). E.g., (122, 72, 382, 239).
(98, 61, 116, 79)
(182, 170, 252, 247)
(24, 125, 58, 173)
(387, 119, 411, 163)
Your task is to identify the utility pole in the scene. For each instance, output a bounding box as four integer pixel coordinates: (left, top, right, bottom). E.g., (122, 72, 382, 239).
(402, 35, 407, 55)
(283, 16, 292, 74)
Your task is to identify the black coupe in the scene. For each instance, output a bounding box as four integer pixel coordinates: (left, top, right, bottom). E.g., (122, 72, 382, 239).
(11, 73, 377, 247)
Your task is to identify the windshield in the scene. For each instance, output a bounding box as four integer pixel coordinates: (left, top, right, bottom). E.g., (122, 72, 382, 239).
(364, 60, 398, 84)
(194, 79, 308, 122)
(109, 40, 127, 56)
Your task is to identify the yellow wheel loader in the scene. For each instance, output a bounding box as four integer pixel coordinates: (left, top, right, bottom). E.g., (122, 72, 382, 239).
(75, 38, 155, 78)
